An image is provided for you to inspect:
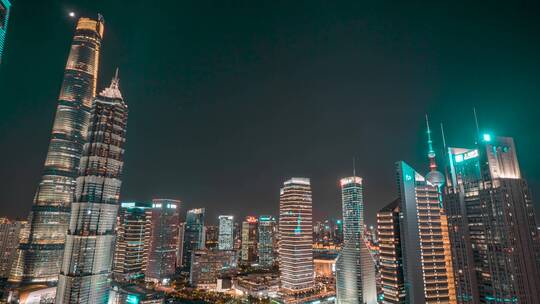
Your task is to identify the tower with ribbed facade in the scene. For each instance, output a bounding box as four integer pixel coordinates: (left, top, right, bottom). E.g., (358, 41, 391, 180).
(9, 16, 105, 286)
(336, 176, 377, 304)
(278, 177, 314, 293)
(55, 71, 128, 303)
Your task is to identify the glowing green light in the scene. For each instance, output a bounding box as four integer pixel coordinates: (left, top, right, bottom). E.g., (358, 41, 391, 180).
(126, 295, 140, 304)
(455, 154, 464, 163)
(483, 133, 492, 142)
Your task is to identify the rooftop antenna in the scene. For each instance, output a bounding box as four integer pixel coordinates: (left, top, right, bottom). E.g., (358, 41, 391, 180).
(425, 114, 437, 172)
(473, 107, 480, 144)
(352, 157, 356, 177)
(440, 122, 447, 149)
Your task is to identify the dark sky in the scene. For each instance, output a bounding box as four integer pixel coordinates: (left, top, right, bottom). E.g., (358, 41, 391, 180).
(1, 1, 540, 225)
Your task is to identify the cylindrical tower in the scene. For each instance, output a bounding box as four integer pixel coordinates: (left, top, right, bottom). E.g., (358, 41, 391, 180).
(10, 16, 105, 285)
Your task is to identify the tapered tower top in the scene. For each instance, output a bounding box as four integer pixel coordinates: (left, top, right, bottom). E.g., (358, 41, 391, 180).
(99, 68, 123, 100)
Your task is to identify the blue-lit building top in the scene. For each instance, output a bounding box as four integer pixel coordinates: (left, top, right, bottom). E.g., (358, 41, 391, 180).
(0, 0, 11, 63)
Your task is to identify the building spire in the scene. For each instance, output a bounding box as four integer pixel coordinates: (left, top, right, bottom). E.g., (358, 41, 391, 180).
(425, 114, 437, 172)
(99, 68, 123, 100)
(352, 157, 356, 177)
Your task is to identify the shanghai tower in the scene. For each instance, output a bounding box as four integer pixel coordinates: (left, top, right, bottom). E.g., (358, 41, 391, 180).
(10, 16, 105, 285)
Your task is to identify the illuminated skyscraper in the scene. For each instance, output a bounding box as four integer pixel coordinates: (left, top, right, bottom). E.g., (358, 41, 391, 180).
(146, 199, 180, 284)
(113, 202, 152, 282)
(377, 199, 405, 304)
(241, 216, 258, 264)
(55, 71, 128, 303)
(218, 215, 234, 251)
(278, 177, 314, 293)
(445, 133, 540, 303)
(258, 215, 276, 267)
(336, 176, 377, 304)
(0, 0, 11, 63)
(10, 16, 105, 285)
(396, 161, 456, 304)
(0, 218, 24, 279)
(183, 208, 205, 272)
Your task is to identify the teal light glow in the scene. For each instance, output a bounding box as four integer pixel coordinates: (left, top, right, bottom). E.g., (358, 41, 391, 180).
(126, 294, 140, 304)
(455, 154, 464, 163)
(483, 133, 492, 142)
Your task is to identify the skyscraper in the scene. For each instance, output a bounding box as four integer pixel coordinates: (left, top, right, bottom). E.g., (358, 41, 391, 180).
(55, 72, 128, 303)
(182, 208, 206, 272)
(113, 202, 152, 282)
(145, 199, 180, 284)
(0, 218, 24, 279)
(241, 216, 258, 264)
(0, 0, 11, 63)
(396, 161, 456, 304)
(218, 215, 234, 251)
(278, 177, 314, 293)
(336, 176, 377, 304)
(10, 16, 105, 286)
(258, 215, 276, 267)
(377, 199, 405, 304)
(445, 133, 540, 303)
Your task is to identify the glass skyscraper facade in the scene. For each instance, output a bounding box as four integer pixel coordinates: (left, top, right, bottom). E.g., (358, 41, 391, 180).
(278, 177, 314, 293)
(444, 135, 540, 303)
(55, 72, 128, 303)
(258, 215, 276, 267)
(183, 208, 206, 273)
(0, 218, 24, 279)
(336, 176, 377, 304)
(377, 199, 405, 304)
(146, 199, 180, 284)
(0, 0, 11, 63)
(241, 216, 258, 264)
(113, 202, 152, 282)
(218, 215, 234, 250)
(396, 161, 456, 304)
(10, 16, 105, 286)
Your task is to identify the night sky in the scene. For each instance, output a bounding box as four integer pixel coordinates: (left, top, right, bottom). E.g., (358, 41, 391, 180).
(1, 1, 540, 225)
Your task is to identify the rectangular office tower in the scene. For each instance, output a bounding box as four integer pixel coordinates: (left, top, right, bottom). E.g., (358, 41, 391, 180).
(377, 199, 405, 304)
(218, 215, 234, 250)
(396, 161, 456, 304)
(10, 16, 105, 286)
(258, 215, 276, 267)
(113, 202, 152, 282)
(336, 177, 377, 304)
(241, 216, 258, 264)
(0, 218, 24, 279)
(145, 199, 180, 284)
(444, 135, 540, 303)
(0, 0, 11, 63)
(183, 208, 206, 273)
(55, 72, 128, 303)
(278, 178, 314, 293)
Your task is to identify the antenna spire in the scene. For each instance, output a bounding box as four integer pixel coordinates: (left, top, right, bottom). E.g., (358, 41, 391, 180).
(425, 114, 437, 172)
(473, 108, 480, 144)
(352, 157, 356, 177)
(440, 122, 447, 149)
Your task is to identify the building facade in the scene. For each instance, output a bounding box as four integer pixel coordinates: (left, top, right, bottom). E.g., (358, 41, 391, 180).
(218, 215, 234, 251)
(189, 249, 236, 288)
(258, 215, 276, 267)
(0, 218, 24, 278)
(146, 199, 180, 284)
(445, 134, 540, 303)
(55, 72, 128, 303)
(10, 16, 105, 286)
(113, 202, 152, 282)
(278, 177, 314, 293)
(0, 0, 11, 63)
(182, 208, 205, 272)
(336, 176, 377, 304)
(241, 216, 258, 264)
(377, 199, 405, 304)
(396, 161, 456, 304)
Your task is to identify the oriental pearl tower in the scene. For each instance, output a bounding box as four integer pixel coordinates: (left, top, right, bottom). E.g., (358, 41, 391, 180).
(425, 115, 445, 194)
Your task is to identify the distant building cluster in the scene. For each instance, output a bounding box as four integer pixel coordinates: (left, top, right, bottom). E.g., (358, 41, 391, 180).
(1, 12, 540, 304)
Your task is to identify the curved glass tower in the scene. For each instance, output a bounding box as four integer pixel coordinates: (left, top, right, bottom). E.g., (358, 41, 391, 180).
(10, 16, 104, 285)
(55, 72, 128, 303)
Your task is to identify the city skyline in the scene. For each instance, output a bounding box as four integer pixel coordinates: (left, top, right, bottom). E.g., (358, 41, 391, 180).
(2, 2, 540, 225)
